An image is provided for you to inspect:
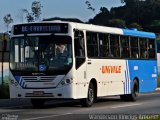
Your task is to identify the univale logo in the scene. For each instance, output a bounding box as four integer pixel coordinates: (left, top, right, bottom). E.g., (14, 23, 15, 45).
(102, 66, 122, 74)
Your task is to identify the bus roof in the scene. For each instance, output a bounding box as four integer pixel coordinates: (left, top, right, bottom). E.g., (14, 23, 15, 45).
(12, 21, 156, 39)
(123, 29, 156, 39)
(69, 22, 156, 39)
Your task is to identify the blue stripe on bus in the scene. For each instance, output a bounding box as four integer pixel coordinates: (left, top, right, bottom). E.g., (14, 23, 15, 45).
(127, 61, 131, 94)
(15, 76, 26, 88)
(122, 29, 156, 39)
(124, 71, 127, 94)
(125, 60, 131, 94)
(15, 76, 20, 82)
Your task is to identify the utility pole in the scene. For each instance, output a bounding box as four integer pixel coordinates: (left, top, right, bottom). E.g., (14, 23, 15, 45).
(1, 34, 4, 85)
(1, 33, 7, 85)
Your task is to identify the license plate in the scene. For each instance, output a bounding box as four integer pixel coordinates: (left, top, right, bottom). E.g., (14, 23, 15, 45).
(33, 91, 44, 96)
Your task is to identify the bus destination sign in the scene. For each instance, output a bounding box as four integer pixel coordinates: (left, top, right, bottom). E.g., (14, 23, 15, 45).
(13, 23, 68, 35)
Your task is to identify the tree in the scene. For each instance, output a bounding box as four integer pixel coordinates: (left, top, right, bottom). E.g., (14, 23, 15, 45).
(3, 14, 13, 32)
(31, 1, 43, 21)
(128, 22, 143, 30)
(26, 12, 34, 23)
(149, 20, 160, 33)
(88, 7, 110, 26)
(85, 1, 95, 14)
(100, 7, 109, 14)
(108, 19, 126, 28)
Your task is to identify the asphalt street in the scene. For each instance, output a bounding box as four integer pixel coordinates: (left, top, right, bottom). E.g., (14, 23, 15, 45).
(0, 91, 160, 120)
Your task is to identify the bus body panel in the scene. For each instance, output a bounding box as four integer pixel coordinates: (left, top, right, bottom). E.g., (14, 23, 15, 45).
(128, 60, 157, 92)
(73, 60, 89, 99)
(87, 59, 129, 96)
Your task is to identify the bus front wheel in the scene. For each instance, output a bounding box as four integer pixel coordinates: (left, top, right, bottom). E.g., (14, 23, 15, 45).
(80, 83, 95, 107)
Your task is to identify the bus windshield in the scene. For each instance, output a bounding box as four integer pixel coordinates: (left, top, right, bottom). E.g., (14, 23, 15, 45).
(10, 35, 72, 73)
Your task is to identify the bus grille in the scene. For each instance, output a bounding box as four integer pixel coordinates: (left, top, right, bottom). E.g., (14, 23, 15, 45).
(21, 76, 56, 82)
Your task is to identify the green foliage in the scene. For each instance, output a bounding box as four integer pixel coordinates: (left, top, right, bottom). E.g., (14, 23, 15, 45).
(85, 1, 95, 14)
(149, 20, 160, 33)
(26, 13, 34, 23)
(3, 14, 13, 32)
(128, 22, 143, 30)
(88, 7, 110, 26)
(88, 0, 160, 32)
(25, 1, 42, 22)
(31, 1, 43, 21)
(0, 84, 9, 99)
(108, 19, 126, 28)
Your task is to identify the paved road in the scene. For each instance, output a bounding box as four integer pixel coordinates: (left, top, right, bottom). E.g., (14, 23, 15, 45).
(0, 91, 160, 120)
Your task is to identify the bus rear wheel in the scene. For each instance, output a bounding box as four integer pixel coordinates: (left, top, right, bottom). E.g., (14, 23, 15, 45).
(81, 83, 95, 107)
(31, 99, 45, 108)
(129, 80, 139, 101)
(120, 80, 139, 101)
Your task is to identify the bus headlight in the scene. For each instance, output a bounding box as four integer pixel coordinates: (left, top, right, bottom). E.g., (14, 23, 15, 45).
(10, 79, 19, 86)
(14, 81, 19, 86)
(58, 78, 73, 87)
(66, 79, 72, 84)
(10, 79, 15, 85)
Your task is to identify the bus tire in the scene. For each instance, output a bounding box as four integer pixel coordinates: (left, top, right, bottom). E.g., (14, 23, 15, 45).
(80, 82, 95, 107)
(120, 80, 139, 101)
(128, 80, 139, 101)
(31, 99, 45, 108)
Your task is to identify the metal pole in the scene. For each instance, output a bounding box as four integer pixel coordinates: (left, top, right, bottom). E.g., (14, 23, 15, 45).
(1, 33, 5, 85)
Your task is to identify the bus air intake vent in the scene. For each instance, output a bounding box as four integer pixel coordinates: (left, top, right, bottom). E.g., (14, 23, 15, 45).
(21, 76, 56, 82)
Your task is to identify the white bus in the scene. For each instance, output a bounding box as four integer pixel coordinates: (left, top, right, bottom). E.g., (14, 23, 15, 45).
(9, 21, 157, 107)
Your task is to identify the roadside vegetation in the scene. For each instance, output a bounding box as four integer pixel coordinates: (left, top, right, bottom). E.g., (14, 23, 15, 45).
(0, 83, 9, 98)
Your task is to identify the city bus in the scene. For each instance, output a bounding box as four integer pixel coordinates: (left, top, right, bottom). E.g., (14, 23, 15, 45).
(9, 21, 157, 107)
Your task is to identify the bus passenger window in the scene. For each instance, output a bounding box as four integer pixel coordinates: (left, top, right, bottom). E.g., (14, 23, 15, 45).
(120, 36, 130, 58)
(148, 39, 156, 59)
(130, 37, 139, 59)
(87, 32, 98, 58)
(99, 33, 109, 57)
(110, 35, 120, 58)
(139, 38, 149, 59)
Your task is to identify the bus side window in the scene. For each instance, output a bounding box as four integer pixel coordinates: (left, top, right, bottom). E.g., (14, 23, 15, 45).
(148, 39, 156, 59)
(157, 41, 160, 53)
(120, 36, 130, 58)
(130, 37, 139, 59)
(74, 30, 85, 69)
(139, 38, 149, 59)
(86, 32, 98, 58)
(99, 33, 109, 58)
(110, 35, 120, 58)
